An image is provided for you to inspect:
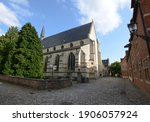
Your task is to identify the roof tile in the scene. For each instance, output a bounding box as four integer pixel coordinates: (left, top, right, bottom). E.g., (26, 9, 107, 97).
(41, 22, 92, 48)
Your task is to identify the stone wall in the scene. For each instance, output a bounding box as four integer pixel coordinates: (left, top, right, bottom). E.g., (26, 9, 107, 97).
(0, 75, 72, 90)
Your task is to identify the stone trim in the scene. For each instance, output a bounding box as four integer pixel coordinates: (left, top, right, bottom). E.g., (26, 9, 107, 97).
(147, 27, 150, 31)
(144, 13, 150, 17)
(44, 46, 81, 55)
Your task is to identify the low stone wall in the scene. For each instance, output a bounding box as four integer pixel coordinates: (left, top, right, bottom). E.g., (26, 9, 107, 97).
(0, 75, 72, 90)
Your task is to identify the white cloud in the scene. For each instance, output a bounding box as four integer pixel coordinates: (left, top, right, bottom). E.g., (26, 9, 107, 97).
(9, 0, 33, 17)
(0, 0, 32, 34)
(0, 2, 21, 27)
(73, 0, 130, 35)
(9, 0, 29, 7)
(0, 29, 4, 36)
(10, 3, 33, 17)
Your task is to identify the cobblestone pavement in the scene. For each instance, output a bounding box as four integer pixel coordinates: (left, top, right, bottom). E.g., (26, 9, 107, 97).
(0, 77, 150, 105)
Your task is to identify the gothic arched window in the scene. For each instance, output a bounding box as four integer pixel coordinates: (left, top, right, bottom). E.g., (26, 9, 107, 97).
(44, 56, 48, 72)
(68, 53, 75, 71)
(55, 55, 60, 71)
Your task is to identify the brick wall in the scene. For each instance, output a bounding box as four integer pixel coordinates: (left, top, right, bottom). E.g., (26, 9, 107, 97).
(142, 0, 150, 34)
(121, 56, 128, 78)
(127, 0, 150, 95)
(133, 78, 150, 95)
(0, 75, 72, 90)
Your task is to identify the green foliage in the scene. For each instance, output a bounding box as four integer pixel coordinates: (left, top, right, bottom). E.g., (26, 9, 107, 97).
(110, 61, 121, 76)
(0, 23, 43, 78)
(2, 27, 19, 75)
(13, 23, 43, 78)
(0, 35, 5, 73)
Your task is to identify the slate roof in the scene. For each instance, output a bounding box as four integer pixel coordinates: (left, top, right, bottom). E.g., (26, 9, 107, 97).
(41, 22, 92, 48)
(102, 59, 109, 67)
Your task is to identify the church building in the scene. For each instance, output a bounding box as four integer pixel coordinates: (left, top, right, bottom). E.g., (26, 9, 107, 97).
(41, 21, 103, 79)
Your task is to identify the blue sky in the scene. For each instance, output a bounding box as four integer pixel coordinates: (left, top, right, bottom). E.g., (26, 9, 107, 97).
(0, 0, 132, 63)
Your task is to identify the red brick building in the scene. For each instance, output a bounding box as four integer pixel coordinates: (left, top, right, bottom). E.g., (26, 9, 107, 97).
(126, 0, 150, 94)
(121, 55, 128, 78)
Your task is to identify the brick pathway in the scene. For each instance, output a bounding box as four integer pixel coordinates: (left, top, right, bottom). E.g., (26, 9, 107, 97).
(0, 77, 150, 105)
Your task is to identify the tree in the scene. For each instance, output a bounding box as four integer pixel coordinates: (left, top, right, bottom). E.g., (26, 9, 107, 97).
(2, 27, 19, 75)
(13, 23, 43, 78)
(0, 23, 43, 78)
(110, 61, 121, 76)
(0, 35, 6, 73)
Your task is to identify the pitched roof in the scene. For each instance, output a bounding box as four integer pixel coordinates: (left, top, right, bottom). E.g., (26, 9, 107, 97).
(102, 59, 109, 67)
(41, 22, 92, 48)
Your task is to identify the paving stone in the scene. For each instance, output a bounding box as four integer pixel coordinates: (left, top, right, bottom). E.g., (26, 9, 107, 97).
(0, 77, 150, 105)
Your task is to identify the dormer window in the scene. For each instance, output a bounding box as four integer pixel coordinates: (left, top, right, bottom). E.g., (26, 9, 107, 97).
(62, 39, 65, 43)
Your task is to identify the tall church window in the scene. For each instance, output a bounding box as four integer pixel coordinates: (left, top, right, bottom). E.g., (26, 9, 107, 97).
(68, 53, 75, 71)
(44, 56, 48, 72)
(80, 50, 86, 67)
(55, 55, 60, 71)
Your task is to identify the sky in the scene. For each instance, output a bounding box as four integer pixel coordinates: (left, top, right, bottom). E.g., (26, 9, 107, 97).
(0, 0, 133, 63)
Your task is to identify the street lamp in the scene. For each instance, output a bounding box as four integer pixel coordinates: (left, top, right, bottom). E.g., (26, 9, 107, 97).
(128, 22, 137, 33)
(127, 22, 150, 42)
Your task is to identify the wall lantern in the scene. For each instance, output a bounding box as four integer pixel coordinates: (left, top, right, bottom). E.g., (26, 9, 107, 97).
(127, 22, 150, 41)
(127, 22, 137, 34)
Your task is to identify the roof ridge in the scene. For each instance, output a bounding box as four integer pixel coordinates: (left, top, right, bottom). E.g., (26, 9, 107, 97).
(44, 22, 92, 39)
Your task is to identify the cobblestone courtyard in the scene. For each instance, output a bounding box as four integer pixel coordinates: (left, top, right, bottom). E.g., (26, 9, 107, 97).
(0, 77, 150, 105)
